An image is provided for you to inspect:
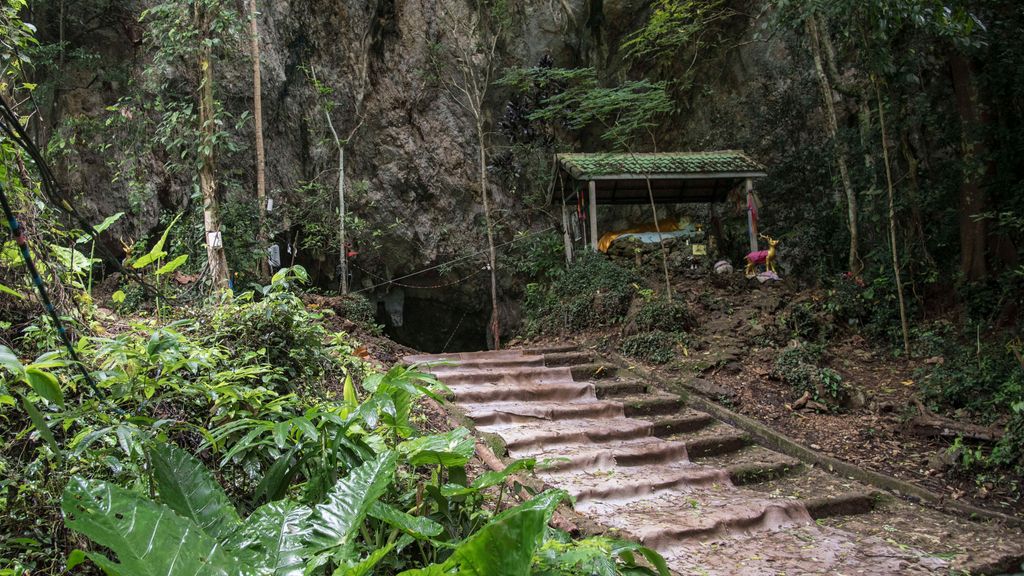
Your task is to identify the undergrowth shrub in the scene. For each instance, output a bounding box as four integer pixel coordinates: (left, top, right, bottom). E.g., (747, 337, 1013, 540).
(770, 344, 847, 408)
(523, 252, 638, 336)
(620, 330, 685, 365)
(335, 292, 375, 325)
(211, 267, 338, 387)
(633, 295, 696, 333)
(922, 340, 1023, 415)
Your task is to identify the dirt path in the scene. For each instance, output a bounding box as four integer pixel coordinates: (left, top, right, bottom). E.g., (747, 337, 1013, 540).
(407, 347, 1024, 575)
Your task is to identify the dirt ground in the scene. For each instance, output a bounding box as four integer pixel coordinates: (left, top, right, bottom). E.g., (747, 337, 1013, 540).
(635, 277, 1024, 519)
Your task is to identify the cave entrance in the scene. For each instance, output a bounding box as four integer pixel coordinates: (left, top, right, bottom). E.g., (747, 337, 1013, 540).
(378, 294, 489, 353)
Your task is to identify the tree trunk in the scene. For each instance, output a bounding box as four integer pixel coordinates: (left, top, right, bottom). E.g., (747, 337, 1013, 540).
(248, 0, 269, 280)
(806, 15, 861, 276)
(198, 6, 230, 291)
(339, 146, 348, 294)
(477, 119, 500, 349)
(874, 77, 911, 357)
(643, 175, 673, 301)
(949, 53, 988, 282)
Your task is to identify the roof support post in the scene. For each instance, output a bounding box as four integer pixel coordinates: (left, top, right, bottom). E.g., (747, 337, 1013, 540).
(588, 180, 598, 251)
(746, 177, 758, 253)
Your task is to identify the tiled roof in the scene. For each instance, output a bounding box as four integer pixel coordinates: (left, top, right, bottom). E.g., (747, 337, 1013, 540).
(557, 151, 765, 179)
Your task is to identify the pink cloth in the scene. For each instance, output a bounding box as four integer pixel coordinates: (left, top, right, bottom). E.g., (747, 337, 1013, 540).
(746, 250, 769, 264)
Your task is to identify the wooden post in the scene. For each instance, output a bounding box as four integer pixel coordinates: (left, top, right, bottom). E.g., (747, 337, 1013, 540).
(561, 204, 573, 264)
(746, 178, 758, 253)
(588, 180, 598, 251)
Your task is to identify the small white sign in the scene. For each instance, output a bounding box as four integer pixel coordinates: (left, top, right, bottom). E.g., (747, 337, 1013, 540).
(207, 231, 223, 249)
(266, 198, 274, 212)
(267, 244, 281, 267)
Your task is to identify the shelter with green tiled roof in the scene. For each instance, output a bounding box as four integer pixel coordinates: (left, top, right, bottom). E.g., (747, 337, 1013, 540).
(553, 151, 767, 254)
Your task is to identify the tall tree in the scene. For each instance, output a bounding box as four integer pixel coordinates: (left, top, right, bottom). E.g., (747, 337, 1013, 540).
(805, 14, 862, 276)
(142, 0, 240, 292)
(431, 1, 507, 348)
(248, 0, 268, 280)
(949, 54, 989, 282)
(195, 0, 230, 290)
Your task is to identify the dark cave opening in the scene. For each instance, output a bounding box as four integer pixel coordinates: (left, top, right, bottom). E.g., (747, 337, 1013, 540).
(377, 295, 489, 354)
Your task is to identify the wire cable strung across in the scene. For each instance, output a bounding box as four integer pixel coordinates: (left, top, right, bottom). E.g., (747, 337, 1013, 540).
(351, 225, 556, 295)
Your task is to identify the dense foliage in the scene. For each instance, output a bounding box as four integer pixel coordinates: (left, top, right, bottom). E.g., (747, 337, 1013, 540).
(0, 268, 669, 575)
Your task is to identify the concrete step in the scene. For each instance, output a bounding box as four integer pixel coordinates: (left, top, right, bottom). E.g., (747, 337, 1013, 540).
(666, 423, 751, 458)
(480, 417, 653, 455)
(459, 399, 623, 426)
(438, 365, 573, 386)
(648, 410, 716, 437)
(694, 445, 803, 486)
(520, 344, 579, 355)
(616, 392, 684, 417)
(449, 380, 595, 404)
(539, 462, 731, 504)
(594, 379, 649, 398)
(543, 350, 594, 367)
(529, 437, 690, 473)
(661, 523, 948, 575)
(580, 489, 812, 550)
(570, 363, 620, 380)
(428, 356, 546, 373)
(404, 349, 529, 364)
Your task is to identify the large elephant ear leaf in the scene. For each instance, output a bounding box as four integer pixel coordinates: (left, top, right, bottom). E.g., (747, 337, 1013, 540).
(224, 500, 312, 576)
(306, 451, 398, 557)
(61, 477, 249, 576)
(397, 428, 475, 467)
(150, 442, 241, 542)
(443, 489, 569, 576)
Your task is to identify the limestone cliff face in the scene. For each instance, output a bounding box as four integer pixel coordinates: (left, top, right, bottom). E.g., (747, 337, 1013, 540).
(39, 0, 807, 348)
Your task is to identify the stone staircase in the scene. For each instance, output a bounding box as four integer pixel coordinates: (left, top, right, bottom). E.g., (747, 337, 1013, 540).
(405, 347, 1024, 575)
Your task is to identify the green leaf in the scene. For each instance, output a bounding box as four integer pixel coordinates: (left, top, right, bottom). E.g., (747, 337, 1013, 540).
(61, 477, 250, 576)
(131, 249, 166, 269)
(0, 281, 26, 300)
(25, 367, 63, 407)
(333, 540, 398, 576)
(149, 442, 241, 541)
(224, 500, 311, 576)
(155, 254, 188, 276)
(146, 331, 178, 357)
(398, 428, 475, 467)
(112, 290, 126, 304)
(368, 501, 443, 539)
(78, 212, 125, 243)
(414, 490, 569, 576)
(342, 374, 358, 409)
(441, 458, 536, 497)
(307, 451, 398, 556)
(132, 212, 182, 269)
(0, 345, 24, 374)
(20, 394, 59, 456)
(611, 540, 671, 576)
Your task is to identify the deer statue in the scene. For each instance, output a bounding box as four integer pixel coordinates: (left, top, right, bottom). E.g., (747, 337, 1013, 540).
(745, 234, 780, 277)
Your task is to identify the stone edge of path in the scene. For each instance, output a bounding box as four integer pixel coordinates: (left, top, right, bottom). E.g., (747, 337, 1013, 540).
(608, 351, 1024, 528)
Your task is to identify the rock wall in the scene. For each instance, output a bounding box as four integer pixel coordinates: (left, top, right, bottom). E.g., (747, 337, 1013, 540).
(33, 0, 816, 344)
